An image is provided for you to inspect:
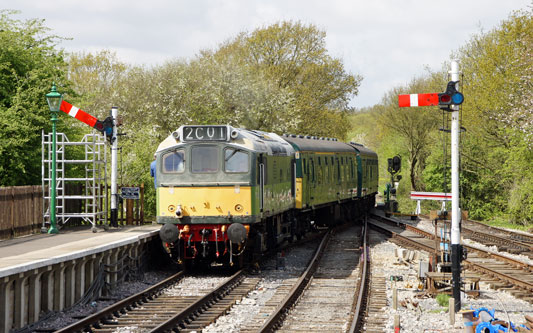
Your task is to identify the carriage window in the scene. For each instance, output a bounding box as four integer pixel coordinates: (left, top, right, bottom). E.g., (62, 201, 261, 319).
(224, 148, 249, 173)
(192, 146, 218, 173)
(162, 150, 184, 173)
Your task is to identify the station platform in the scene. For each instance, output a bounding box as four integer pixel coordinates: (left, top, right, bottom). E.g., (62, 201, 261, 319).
(0, 224, 161, 332)
(0, 224, 160, 278)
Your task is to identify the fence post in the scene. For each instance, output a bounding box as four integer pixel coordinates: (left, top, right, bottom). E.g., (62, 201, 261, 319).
(119, 184, 124, 226)
(126, 199, 133, 225)
(10, 187, 15, 237)
(140, 183, 144, 224)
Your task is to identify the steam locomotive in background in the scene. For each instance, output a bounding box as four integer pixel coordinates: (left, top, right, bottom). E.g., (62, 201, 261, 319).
(155, 125, 378, 266)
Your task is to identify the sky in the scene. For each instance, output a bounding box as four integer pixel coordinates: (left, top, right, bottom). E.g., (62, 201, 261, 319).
(6, 0, 532, 108)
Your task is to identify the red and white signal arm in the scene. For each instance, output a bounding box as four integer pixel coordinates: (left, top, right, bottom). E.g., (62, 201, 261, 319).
(398, 93, 439, 108)
(60, 100, 98, 128)
(410, 191, 452, 201)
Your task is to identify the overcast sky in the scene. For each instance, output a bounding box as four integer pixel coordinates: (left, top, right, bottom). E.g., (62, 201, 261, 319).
(8, 0, 532, 108)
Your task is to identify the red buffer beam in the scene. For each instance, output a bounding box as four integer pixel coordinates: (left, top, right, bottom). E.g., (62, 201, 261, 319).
(60, 100, 98, 128)
(398, 93, 439, 107)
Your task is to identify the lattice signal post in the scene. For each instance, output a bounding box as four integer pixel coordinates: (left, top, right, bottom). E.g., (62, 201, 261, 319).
(398, 60, 465, 312)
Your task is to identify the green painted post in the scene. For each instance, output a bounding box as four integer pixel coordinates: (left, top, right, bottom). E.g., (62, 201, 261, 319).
(46, 84, 62, 234)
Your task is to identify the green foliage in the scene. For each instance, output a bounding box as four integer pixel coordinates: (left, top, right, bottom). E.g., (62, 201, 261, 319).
(0, 10, 73, 186)
(436, 293, 451, 307)
(374, 74, 445, 191)
(356, 9, 533, 227)
(218, 21, 362, 139)
(64, 22, 361, 217)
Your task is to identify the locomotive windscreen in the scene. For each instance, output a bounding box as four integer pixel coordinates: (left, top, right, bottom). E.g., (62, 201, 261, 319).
(191, 146, 219, 173)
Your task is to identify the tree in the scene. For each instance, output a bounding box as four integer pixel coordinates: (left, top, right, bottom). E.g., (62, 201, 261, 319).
(455, 9, 533, 222)
(375, 74, 444, 190)
(217, 21, 362, 139)
(0, 10, 70, 186)
(495, 9, 533, 145)
(66, 50, 130, 120)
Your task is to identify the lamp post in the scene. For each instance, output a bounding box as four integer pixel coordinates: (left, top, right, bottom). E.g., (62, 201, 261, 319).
(45, 84, 62, 234)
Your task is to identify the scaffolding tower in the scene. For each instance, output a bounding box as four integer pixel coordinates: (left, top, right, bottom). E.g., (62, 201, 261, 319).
(42, 131, 108, 232)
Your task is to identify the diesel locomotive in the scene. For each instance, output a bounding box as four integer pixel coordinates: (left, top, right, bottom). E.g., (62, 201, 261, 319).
(155, 125, 378, 266)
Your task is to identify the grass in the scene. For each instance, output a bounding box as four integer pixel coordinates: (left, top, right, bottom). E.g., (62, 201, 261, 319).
(481, 215, 532, 232)
(436, 293, 451, 307)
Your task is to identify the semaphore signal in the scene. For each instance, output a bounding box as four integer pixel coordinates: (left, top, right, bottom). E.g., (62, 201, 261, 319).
(60, 100, 114, 138)
(398, 93, 439, 107)
(398, 81, 464, 110)
(397, 63, 465, 313)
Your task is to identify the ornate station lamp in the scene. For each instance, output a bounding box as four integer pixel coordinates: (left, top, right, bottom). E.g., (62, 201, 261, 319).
(45, 84, 63, 234)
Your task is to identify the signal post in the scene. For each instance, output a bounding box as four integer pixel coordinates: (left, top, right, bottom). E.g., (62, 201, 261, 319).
(449, 61, 462, 312)
(398, 60, 464, 312)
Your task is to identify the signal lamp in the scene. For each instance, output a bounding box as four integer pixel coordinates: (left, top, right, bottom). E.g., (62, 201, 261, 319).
(438, 93, 452, 105)
(438, 81, 464, 108)
(451, 92, 464, 104)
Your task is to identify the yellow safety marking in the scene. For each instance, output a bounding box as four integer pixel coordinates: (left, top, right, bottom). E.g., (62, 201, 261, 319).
(159, 186, 252, 217)
(295, 178, 303, 209)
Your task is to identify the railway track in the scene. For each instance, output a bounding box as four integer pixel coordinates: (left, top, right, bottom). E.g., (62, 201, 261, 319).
(56, 270, 259, 332)
(362, 230, 390, 333)
(370, 214, 533, 304)
(420, 214, 533, 258)
(239, 222, 368, 333)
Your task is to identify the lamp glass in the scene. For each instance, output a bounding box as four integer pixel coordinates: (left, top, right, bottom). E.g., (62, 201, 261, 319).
(46, 85, 62, 112)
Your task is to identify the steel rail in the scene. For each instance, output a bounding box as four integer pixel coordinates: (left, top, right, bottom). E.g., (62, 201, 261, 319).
(258, 229, 332, 332)
(150, 269, 245, 332)
(55, 271, 185, 333)
(372, 214, 533, 271)
(419, 214, 533, 245)
(369, 214, 533, 293)
(464, 219, 533, 244)
(463, 260, 533, 292)
(349, 217, 369, 333)
(461, 228, 533, 252)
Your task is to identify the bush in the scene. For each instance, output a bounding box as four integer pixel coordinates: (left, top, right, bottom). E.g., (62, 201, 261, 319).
(436, 293, 451, 307)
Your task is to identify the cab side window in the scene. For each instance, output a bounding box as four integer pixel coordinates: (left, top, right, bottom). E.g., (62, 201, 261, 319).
(162, 150, 184, 173)
(224, 148, 249, 173)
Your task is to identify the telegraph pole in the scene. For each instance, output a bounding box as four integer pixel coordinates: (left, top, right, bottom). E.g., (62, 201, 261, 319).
(450, 60, 462, 312)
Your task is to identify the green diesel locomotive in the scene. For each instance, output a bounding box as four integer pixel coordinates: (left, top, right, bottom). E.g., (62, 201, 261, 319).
(155, 125, 378, 266)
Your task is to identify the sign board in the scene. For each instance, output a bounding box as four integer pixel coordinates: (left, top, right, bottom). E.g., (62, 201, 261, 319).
(410, 191, 451, 201)
(121, 187, 140, 200)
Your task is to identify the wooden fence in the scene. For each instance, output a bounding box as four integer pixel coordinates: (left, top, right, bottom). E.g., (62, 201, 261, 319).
(0, 186, 43, 239)
(0, 183, 145, 240)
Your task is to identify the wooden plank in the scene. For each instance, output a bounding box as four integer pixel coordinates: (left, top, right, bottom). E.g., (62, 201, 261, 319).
(0, 187, 14, 238)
